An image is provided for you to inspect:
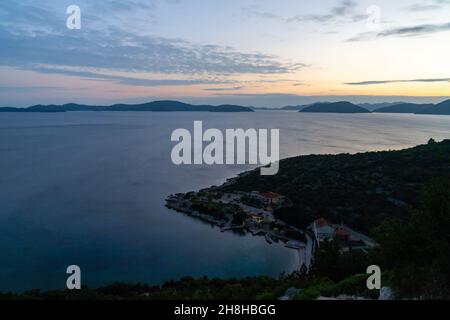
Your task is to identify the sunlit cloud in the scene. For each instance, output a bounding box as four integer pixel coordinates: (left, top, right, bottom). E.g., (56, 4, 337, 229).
(345, 78, 450, 85)
(347, 21, 450, 41)
(243, 0, 366, 24)
(406, 0, 450, 12)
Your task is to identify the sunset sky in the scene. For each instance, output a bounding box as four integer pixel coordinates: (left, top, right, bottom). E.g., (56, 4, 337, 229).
(1, 0, 450, 107)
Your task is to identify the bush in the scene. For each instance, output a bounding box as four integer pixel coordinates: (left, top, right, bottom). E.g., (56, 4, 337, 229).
(294, 280, 334, 300)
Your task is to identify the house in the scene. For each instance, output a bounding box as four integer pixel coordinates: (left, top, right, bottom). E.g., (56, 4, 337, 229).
(261, 192, 283, 205)
(309, 218, 335, 244)
(335, 226, 351, 243)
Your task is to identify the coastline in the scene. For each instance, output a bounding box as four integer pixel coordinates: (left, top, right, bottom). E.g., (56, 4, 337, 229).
(165, 176, 315, 273)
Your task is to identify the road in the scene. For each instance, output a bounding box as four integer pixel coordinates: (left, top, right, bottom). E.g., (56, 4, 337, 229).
(344, 225, 377, 248)
(290, 226, 314, 271)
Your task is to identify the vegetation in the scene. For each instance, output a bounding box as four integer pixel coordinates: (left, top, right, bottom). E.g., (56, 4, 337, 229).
(0, 272, 377, 301)
(294, 274, 376, 300)
(371, 177, 450, 299)
(0, 275, 304, 300)
(220, 140, 450, 233)
(240, 194, 266, 209)
(309, 241, 370, 282)
(189, 199, 243, 221)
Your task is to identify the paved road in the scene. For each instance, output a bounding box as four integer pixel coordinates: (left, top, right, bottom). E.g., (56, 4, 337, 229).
(344, 225, 377, 247)
(304, 232, 314, 269)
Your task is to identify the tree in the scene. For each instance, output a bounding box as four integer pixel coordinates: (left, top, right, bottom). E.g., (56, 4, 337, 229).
(373, 178, 450, 298)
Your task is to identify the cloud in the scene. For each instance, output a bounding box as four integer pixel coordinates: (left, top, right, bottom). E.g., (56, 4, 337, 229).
(345, 78, 450, 85)
(287, 0, 365, 24)
(241, 6, 283, 21)
(347, 21, 450, 41)
(243, 1, 366, 25)
(0, 85, 69, 92)
(0, 27, 301, 75)
(89, 0, 155, 13)
(202, 79, 306, 92)
(27, 66, 234, 87)
(407, 0, 450, 11)
(204, 86, 249, 92)
(0, 1, 304, 87)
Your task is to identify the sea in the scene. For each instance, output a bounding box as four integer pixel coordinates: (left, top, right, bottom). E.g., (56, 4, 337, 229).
(1, 111, 450, 291)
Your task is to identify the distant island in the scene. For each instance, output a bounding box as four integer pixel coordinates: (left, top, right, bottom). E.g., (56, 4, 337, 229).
(297, 99, 450, 115)
(416, 99, 450, 115)
(373, 99, 450, 115)
(3, 98, 450, 115)
(300, 102, 371, 114)
(0, 100, 254, 113)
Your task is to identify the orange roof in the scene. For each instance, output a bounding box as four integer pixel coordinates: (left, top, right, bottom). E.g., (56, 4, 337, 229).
(315, 218, 331, 227)
(262, 192, 281, 199)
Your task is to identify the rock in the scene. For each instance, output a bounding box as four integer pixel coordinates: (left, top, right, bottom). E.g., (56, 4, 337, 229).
(317, 296, 340, 300)
(278, 287, 301, 300)
(379, 287, 395, 300)
(317, 295, 371, 300)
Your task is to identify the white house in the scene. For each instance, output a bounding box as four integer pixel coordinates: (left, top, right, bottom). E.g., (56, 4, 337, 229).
(308, 218, 335, 246)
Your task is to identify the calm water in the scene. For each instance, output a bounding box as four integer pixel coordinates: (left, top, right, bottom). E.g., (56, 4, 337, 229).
(1, 111, 450, 291)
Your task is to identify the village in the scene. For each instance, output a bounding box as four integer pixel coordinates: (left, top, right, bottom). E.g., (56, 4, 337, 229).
(166, 188, 376, 271)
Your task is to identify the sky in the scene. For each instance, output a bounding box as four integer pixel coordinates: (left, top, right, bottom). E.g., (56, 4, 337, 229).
(0, 0, 450, 107)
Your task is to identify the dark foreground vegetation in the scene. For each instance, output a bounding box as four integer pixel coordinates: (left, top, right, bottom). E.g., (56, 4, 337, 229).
(0, 273, 376, 300)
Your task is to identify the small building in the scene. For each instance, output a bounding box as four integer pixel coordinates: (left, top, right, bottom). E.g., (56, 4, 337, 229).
(251, 214, 264, 224)
(251, 191, 283, 206)
(309, 218, 335, 244)
(335, 226, 351, 242)
(261, 192, 283, 205)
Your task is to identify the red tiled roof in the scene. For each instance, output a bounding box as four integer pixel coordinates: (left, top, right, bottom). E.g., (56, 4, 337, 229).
(315, 218, 331, 227)
(335, 227, 350, 237)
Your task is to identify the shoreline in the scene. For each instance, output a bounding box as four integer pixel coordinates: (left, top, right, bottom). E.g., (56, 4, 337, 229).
(166, 180, 315, 273)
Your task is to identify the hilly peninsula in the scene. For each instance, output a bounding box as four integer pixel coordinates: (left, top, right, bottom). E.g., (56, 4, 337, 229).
(373, 99, 450, 115)
(416, 99, 450, 115)
(216, 139, 450, 233)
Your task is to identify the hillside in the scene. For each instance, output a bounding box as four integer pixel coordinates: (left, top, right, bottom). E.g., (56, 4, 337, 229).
(300, 102, 370, 114)
(219, 139, 450, 233)
(0, 101, 254, 113)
